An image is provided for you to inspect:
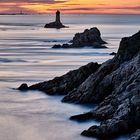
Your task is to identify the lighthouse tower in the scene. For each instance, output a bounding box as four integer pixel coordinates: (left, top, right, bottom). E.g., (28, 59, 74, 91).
(44, 10, 67, 29)
(55, 10, 61, 23)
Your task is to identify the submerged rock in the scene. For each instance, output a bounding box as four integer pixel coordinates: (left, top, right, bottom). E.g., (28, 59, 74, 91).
(52, 27, 107, 48)
(44, 10, 67, 29)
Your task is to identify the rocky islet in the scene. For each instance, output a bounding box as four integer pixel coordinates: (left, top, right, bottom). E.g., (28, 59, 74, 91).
(52, 27, 107, 49)
(44, 10, 67, 29)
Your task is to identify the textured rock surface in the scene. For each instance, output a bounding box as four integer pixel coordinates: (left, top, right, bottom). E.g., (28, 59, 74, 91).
(63, 31, 140, 103)
(129, 130, 140, 140)
(18, 31, 140, 139)
(52, 27, 107, 48)
(70, 31, 140, 139)
(18, 62, 100, 95)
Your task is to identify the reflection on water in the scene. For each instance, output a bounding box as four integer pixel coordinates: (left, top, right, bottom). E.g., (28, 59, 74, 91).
(0, 14, 139, 140)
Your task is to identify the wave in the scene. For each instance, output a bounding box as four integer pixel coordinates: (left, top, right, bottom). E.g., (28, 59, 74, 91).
(0, 58, 27, 63)
(1, 38, 68, 43)
(0, 23, 38, 27)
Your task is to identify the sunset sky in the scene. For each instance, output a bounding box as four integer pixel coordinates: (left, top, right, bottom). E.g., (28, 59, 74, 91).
(0, 0, 140, 14)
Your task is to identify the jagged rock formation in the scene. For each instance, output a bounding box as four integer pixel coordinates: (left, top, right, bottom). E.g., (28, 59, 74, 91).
(44, 10, 66, 29)
(68, 31, 140, 139)
(18, 31, 140, 139)
(18, 62, 100, 95)
(62, 31, 140, 103)
(52, 27, 107, 48)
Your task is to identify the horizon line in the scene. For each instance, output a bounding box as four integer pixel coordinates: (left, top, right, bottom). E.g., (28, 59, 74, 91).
(0, 12, 140, 15)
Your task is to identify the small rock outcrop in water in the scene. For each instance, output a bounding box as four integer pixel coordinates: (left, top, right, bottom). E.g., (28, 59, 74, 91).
(18, 31, 140, 139)
(44, 10, 66, 29)
(52, 27, 107, 48)
(110, 52, 116, 55)
(18, 83, 28, 90)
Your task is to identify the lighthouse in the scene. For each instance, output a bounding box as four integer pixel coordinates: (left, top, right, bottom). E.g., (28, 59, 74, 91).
(44, 10, 67, 29)
(55, 10, 61, 23)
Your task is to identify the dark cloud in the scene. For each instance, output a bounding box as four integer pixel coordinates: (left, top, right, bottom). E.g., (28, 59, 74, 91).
(46, 6, 140, 11)
(49, 5, 140, 11)
(111, 6, 140, 10)
(60, 8, 97, 11)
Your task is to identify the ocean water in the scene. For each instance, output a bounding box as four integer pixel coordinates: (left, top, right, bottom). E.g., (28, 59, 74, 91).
(0, 14, 139, 140)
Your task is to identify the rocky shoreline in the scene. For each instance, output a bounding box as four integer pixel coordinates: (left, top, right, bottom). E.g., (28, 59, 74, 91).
(18, 31, 140, 140)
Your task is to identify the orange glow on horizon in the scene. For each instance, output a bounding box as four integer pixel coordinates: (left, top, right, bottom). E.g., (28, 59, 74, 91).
(0, 0, 139, 14)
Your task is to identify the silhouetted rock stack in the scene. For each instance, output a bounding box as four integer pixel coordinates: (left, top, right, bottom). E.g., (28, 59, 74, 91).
(44, 10, 66, 29)
(53, 27, 107, 48)
(18, 31, 140, 139)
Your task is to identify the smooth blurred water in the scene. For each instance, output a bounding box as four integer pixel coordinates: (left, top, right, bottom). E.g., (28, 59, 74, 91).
(0, 14, 139, 140)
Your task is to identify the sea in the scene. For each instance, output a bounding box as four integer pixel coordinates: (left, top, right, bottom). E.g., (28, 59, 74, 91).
(0, 14, 139, 140)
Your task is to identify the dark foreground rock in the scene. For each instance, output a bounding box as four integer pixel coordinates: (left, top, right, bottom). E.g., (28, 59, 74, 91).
(69, 31, 140, 139)
(18, 62, 100, 95)
(129, 129, 140, 140)
(52, 27, 107, 48)
(18, 31, 140, 139)
(62, 31, 140, 103)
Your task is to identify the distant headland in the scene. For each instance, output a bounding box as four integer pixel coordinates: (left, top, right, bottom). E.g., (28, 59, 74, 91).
(44, 10, 67, 29)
